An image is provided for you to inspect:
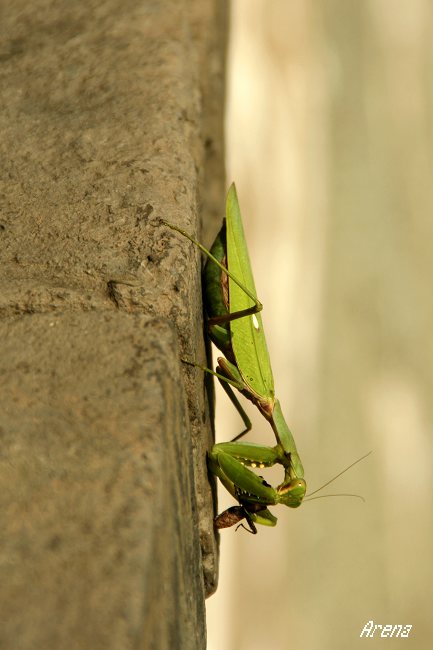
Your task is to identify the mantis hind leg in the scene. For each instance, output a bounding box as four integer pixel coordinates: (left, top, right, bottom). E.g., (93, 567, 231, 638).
(163, 220, 262, 324)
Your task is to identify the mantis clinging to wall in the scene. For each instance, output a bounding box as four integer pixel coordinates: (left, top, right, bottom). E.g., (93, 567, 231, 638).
(164, 184, 306, 532)
(165, 185, 369, 532)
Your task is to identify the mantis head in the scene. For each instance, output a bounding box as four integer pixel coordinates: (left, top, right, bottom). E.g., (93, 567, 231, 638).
(277, 478, 307, 508)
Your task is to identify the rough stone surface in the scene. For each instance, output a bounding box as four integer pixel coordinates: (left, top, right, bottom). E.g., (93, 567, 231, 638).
(0, 313, 199, 648)
(0, 0, 226, 647)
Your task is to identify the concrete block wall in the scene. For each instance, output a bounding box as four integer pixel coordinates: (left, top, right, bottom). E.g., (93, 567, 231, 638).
(0, 1, 226, 647)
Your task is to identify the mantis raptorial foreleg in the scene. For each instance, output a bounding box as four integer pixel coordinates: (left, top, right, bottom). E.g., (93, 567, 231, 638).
(208, 443, 306, 530)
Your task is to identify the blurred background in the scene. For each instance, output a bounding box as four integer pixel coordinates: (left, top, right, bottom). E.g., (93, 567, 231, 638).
(207, 1, 433, 648)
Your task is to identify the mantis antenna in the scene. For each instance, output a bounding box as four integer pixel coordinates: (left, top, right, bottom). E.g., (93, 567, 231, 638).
(304, 451, 372, 500)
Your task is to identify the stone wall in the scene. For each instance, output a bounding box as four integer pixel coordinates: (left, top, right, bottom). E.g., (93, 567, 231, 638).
(0, 1, 226, 647)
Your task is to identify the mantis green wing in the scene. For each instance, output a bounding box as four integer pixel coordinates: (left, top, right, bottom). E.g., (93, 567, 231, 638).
(226, 184, 275, 408)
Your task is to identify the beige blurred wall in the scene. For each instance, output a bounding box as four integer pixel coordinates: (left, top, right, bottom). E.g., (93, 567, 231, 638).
(207, 1, 433, 649)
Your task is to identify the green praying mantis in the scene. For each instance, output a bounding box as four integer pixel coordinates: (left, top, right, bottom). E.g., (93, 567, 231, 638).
(165, 185, 369, 533)
(164, 183, 306, 533)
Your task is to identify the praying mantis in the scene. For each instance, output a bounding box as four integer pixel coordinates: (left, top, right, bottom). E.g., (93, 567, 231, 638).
(164, 183, 306, 533)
